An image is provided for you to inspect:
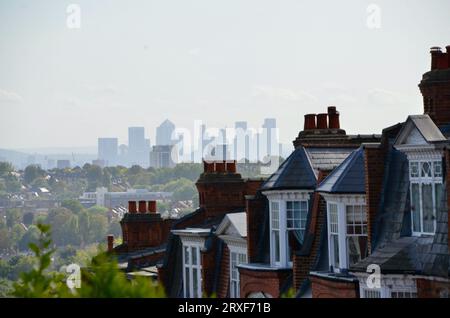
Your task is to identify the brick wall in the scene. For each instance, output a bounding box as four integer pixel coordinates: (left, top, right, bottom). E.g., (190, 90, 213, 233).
(246, 195, 266, 263)
(292, 170, 329, 291)
(310, 275, 359, 298)
(239, 267, 291, 298)
(416, 278, 450, 298)
(364, 145, 387, 253)
(446, 149, 450, 252)
(217, 245, 230, 298)
(201, 238, 218, 297)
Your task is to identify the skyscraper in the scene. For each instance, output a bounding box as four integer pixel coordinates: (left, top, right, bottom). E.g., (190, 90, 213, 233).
(128, 127, 149, 167)
(260, 118, 279, 160)
(156, 119, 176, 146)
(234, 121, 249, 162)
(98, 138, 118, 166)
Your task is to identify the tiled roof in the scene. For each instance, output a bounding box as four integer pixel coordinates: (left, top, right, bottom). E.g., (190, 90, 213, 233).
(304, 147, 354, 175)
(316, 147, 365, 194)
(216, 212, 247, 237)
(394, 115, 447, 145)
(260, 147, 317, 191)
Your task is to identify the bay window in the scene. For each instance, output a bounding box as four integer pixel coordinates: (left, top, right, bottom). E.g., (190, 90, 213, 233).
(269, 196, 309, 267)
(183, 244, 202, 298)
(325, 196, 367, 272)
(409, 160, 442, 235)
(230, 251, 247, 298)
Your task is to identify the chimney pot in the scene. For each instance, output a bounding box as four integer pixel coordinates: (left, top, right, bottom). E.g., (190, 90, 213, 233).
(107, 235, 114, 252)
(128, 201, 137, 214)
(215, 161, 226, 173)
(138, 200, 147, 213)
(226, 161, 237, 173)
(304, 114, 317, 130)
(430, 46, 443, 70)
(317, 113, 328, 129)
(328, 106, 340, 129)
(148, 200, 157, 213)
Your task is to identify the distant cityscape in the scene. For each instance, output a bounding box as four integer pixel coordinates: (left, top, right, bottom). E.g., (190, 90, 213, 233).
(0, 118, 293, 170)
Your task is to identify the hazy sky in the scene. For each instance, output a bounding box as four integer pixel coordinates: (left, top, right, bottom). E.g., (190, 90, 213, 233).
(0, 0, 449, 149)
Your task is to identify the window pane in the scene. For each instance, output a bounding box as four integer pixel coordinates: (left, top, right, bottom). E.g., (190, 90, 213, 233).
(433, 161, 442, 178)
(347, 236, 368, 265)
(411, 183, 421, 233)
(422, 183, 434, 233)
(193, 268, 198, 298)
(185, 267, 190, 297)
(192, 247, 197, 265)
(435, 183, 444, 216)
(421, 162, 432, 177)
(332, 234, 339, 268)
(410, 162, 419, 178)
(274, 231, 280, 262)
(184, 246, 190, 265)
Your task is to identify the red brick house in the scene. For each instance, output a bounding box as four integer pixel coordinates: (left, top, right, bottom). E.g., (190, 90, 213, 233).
(110, 45, 449, 299)
(310, 46, 450, 298)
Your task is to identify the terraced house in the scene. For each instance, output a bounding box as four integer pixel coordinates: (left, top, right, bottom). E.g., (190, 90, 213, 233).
(110, 45, 450, 298)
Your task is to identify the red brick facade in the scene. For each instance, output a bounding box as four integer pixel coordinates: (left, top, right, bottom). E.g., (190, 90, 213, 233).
(239, 267, 291, 298)
(416, 278, 450, 298)
(310, 275, 359, 298)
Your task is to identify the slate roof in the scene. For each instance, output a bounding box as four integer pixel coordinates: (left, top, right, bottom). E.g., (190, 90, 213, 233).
(395, 115, 447, 145)
(216, 212, 247, 237)
(351, 142, 449, 278)
(260, 147, 317, 191)
(304, 147, 354, 175)
(316, 147, 366, 194)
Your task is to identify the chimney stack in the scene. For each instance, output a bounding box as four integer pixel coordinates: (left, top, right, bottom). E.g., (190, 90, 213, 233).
(430, 47, 442, 70)
(215, 162, 226, 173)
(148, 200, 157, 213)
(128, 201, 137, 214)
(304, 114, 317, 130)
(328, 106, 340, 129)
(138, 200, 147, 213)
(226, 161, 237, 173)
(447, 46, 450, 67)
(107, 234, 114, 252)
(316, 113, 328, 129)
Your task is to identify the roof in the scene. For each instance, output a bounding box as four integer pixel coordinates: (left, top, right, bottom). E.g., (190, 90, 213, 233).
(316, 147, 366, 194)
(304, 147, 354, 175)
(394, 115, 447, 146)
(215, 212, 247, 237)
(352, 142, 449, 278)
(260, 147, 317, 191)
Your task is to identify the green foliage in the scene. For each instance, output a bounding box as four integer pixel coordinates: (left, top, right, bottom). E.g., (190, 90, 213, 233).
(11, 224, 166, 298)
(12, 223, 71, 298)
(5, 208, 21, 228)
(18, 225, 40, 251)
(24, 164, 45, 185)
(87, 205, 108, 214)
(61, 199, 84, 214)
(88, 214, 108, 243)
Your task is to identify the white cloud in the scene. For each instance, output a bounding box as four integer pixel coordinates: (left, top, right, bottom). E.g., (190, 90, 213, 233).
(0, 89, 23, 103)
(251, 86, 318, 103)
(188, 48, 201, 56)
(367, 88, 410, 107)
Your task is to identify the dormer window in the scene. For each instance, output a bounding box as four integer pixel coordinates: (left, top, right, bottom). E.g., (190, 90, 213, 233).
(409, 160, 443, 235)
(265, 191, 311, 268)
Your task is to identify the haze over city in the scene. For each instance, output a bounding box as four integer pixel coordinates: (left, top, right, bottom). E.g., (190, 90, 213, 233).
(1, 0, 449, 151)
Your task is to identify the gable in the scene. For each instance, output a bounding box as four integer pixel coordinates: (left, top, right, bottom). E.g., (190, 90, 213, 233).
(404, 126, 427, 145)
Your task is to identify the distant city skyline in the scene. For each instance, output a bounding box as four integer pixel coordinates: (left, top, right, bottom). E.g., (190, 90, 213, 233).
(1, 1, 450, 150)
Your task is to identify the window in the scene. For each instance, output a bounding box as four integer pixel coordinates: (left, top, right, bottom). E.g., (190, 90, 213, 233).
(391, 291, 417, 298)
(346, 205, 368, 266)
(183, 245, 202, 298)
(328, 203, 340, 270)
(230, 251, 247, 298)
(270, 199, 308, 267)
(363, 289, 381, 298)
(327, 202, 368, 271)
(409, 160, 442, 235)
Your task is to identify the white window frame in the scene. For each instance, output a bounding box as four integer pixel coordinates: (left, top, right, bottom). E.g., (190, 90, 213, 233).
(409, 159, 442, 236)
(182, 243, 203, 298)
(322, 194, 367, 273)
(269, 197, 309, 268)
(229, 248, 247, 298)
